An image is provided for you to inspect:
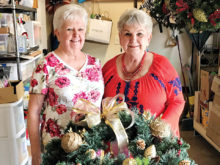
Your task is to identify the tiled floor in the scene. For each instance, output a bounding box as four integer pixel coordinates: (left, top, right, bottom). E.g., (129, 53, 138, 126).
(181, 130, 220, 165)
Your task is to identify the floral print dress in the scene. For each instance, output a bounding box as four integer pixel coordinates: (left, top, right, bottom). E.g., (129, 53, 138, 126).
(30, 52, 104, 146)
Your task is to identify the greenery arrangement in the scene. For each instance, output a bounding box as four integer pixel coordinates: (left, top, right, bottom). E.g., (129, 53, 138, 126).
(42, 108, 195, 165)
(144, 0, 220, 32)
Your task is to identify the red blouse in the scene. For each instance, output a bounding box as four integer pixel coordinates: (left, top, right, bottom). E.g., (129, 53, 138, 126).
(102, 52, 185, 137)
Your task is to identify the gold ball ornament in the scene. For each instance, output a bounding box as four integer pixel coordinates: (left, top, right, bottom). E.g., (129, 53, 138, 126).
(150, 118, 171, 138)
(61, 132, 83, 153)
(76, 163, 82, 165)
(179, 160, 191, 165)
(86, 149, 96, 160)
(193, 8, 208, 22)
(144, 145, 156, 159)
(136, 139, 146, 150)
(122, 158, 137, 165)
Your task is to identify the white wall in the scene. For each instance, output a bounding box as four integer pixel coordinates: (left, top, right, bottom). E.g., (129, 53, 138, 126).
(41, 1, 194, 85)
(37, 0, 48, 50)
(81, 2, 192, 85)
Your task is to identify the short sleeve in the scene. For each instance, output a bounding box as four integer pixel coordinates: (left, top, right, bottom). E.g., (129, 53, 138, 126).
(29, 58, 49, 95)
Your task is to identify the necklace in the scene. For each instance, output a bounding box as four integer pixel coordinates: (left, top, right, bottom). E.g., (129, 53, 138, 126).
(122, 51, 146, 81)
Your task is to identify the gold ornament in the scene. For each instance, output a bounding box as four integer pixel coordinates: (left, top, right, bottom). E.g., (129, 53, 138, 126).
(136, 139, 146, 150)
(166, 36, 177, 47)
(179, 160, 191, 165)
(86, 149, 96, 160)
(193, 8, 208, 22)
(144, 145, 156, 159)
(122, 158, 137, 165)
(61, 131, 83, 153)
(150, 118, 171, 138)
(189, 28, 198, 33)
(76, 163, 82, 165)
(143, 111, 152, 121)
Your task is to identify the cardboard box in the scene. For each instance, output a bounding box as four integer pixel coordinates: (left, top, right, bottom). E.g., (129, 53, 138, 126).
(0, 81, 24, 104)
(213, 94, 220, 109)
(200, 70, 211, 102)
(211, 76, 220, 96)
(33, 0, 38, 8)
(206, 107, 220, 147)
(0, 27, 9, 34)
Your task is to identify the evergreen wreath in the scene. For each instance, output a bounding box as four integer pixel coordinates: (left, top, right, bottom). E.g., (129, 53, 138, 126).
(143, 0, 220, 32)
(42, 108, 196, 165)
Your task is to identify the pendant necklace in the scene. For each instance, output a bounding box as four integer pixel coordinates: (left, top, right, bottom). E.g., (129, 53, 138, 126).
(122, 51, 146, 81)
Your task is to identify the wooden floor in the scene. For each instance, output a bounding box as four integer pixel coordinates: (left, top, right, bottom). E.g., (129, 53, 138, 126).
(181, 130, 220, 165)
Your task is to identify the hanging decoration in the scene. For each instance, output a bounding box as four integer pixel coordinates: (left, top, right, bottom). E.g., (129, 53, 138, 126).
(142, 0, 220, 32)
(46, 0, 72, 15)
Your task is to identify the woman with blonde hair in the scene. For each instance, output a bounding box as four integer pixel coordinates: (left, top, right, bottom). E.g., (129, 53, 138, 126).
(28, 4, 104, 164)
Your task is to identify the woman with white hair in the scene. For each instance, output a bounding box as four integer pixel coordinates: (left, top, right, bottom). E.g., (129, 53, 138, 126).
(102, 8, 185, 138)
(27, 4, 104, 164)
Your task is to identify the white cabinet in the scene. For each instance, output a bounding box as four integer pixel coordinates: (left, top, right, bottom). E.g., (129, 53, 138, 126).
(0, 98, 29, 165)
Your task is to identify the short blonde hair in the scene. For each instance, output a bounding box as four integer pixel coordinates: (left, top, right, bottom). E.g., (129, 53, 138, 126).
(53, 4, 88, 31)
(117, 8, 153, 34)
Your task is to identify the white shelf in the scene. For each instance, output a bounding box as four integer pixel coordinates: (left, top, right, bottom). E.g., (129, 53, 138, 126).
(0, 54, 43, 81)
(0, 99, 29, 165)
(16, 127, 26, 139)
(20, 154, 29, 165)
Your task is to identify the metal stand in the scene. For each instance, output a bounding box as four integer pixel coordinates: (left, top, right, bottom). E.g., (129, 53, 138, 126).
(11, 0, 21, 80)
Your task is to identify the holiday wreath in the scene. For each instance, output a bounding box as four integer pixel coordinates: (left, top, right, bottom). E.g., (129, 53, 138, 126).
(42, 95, 195, 165)
(143, 0, 220, 32)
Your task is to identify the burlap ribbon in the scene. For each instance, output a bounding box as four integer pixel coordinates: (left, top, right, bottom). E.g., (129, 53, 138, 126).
(72, 94, 134, 153)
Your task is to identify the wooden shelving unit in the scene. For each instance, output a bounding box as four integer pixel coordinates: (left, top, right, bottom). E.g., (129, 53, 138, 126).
(193, 91, 220, 152)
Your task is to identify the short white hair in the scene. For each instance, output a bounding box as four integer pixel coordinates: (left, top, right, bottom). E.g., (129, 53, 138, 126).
(117, 8, 153, 34)
(53, 4, 88, 31)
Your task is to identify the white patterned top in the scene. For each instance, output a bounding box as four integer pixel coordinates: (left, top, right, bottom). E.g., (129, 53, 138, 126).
(30, 52, 104, 146)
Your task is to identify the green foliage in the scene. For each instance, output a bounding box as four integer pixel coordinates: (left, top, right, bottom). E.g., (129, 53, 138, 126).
(145, 0, 220, 32)
(42, 110, 196, 165)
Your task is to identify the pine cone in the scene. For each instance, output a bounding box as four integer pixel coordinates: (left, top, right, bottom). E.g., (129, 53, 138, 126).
(136, 139, 146, 150)
(152, 136, 162, 144)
